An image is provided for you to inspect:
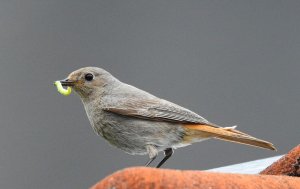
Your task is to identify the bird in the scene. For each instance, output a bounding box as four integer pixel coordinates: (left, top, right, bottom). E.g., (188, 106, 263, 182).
(58, 67, 276, 168)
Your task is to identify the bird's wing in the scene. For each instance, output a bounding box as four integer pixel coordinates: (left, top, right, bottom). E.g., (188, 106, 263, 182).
(103, 97, 215, 125)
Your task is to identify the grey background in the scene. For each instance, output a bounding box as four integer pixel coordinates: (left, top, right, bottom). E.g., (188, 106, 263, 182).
(0, 0, 299, 188)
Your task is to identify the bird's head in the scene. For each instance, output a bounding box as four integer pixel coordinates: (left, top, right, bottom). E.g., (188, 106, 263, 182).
(59, 67, 118, 98)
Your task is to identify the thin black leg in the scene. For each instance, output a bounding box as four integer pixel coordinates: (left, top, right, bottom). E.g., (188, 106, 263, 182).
(156, 148, 174, 168)
(145, 156, 156, 167)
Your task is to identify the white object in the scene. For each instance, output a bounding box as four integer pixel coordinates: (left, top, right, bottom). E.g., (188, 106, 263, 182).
(209, 155, 282, 174)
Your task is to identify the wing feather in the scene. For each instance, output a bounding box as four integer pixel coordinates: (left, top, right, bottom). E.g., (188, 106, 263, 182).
(103, 98, 212, 125)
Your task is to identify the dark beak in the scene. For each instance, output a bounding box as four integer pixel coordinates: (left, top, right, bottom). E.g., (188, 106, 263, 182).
(59, 78, 75, 86)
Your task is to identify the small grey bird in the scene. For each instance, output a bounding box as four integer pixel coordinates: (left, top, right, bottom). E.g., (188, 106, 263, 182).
(58, 67, 276, 168)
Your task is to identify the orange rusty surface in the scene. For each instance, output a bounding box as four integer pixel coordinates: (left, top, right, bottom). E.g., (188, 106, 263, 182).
(90, 167, 300, 189)
(260, 145, 300, 176)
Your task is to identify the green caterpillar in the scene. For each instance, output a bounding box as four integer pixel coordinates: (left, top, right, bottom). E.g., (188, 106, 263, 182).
(54, 81, 72, 96)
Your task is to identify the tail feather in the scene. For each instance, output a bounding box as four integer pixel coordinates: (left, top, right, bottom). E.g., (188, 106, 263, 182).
(184, 124, 276, 151)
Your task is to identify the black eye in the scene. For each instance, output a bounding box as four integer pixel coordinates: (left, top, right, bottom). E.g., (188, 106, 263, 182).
(84, 73, 94, 81)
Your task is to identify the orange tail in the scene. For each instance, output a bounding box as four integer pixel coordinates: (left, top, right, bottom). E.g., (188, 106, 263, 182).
(184, 124, 276, 151)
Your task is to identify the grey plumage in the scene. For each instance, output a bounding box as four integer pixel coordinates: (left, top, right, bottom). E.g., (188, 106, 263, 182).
(59, 67, 276, 167)
(81, 79, 193, 155)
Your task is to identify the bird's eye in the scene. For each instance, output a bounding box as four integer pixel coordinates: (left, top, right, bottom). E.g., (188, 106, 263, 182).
(84, 73, 94, 81)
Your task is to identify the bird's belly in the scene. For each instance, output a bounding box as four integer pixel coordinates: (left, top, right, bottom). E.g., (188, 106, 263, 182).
(96, 117, 186, 155)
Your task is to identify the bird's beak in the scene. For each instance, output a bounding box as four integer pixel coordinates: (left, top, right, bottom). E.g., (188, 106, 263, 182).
(59, 78, 76, 87)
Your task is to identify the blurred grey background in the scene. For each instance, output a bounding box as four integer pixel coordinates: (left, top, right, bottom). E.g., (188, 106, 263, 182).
(0, 0, 299, 188)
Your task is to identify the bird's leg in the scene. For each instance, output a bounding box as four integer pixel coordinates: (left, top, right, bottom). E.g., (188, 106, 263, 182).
(145, 145, 158, 167)
(156, 148, 174, 168)
(145, 157, 155, 167)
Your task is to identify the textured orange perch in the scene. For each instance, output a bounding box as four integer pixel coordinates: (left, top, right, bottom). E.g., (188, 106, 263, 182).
(91, 167, 300, 189)
(260, 144, 300, 176)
